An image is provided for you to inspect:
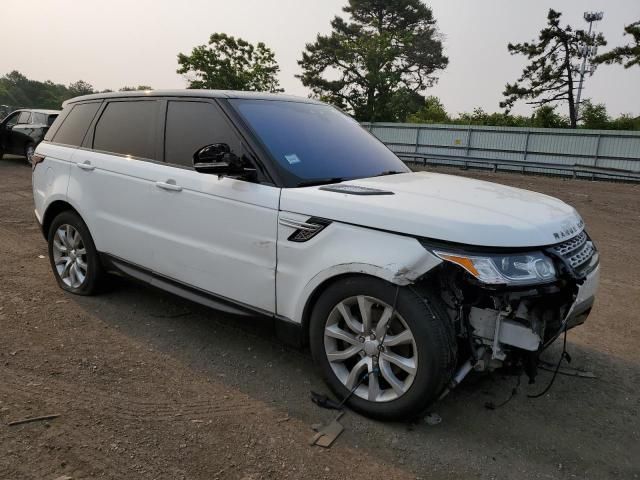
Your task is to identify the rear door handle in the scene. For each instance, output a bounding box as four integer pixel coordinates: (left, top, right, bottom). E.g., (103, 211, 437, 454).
(155, 180, 182, 192)
(76, 161, 95, 171)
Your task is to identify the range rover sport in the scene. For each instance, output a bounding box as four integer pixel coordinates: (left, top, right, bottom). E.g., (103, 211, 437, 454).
(32, 90, 599, 420)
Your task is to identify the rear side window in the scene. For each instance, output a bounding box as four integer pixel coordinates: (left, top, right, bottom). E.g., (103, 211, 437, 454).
(93, 101, 158, 159)
(164, 101, 241, 167)
(17, 111, 31, 124)
(52, 103, 101, 147)
(47, 115, 58, 126)
(32, 113, 47, 124)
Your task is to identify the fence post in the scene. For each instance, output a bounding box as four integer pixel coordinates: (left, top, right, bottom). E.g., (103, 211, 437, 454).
(414, 127, 421, 165)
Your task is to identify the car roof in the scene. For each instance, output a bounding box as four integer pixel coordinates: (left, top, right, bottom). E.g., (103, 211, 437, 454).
(11, 109, 60, 115)
(63, 89, 323, 107)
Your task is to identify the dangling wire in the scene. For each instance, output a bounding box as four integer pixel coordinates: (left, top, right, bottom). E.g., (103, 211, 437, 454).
(528, 327, 570, 399)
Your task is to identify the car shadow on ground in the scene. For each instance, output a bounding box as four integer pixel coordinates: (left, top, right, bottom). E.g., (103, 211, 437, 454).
(67, 275, 639, 479)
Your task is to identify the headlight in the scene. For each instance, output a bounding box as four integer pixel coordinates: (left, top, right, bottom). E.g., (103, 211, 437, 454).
(434, 250, 556, 285)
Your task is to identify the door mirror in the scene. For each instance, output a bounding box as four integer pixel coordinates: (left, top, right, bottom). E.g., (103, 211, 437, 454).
(193, 143, 256, 179)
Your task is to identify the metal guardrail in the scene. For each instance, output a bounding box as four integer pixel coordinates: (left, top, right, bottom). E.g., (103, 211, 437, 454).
(363, 122, 640, 182)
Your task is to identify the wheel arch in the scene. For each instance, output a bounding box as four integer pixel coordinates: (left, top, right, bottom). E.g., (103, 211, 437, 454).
(298, 260, 440, 346)
(41, 200, 82, 240)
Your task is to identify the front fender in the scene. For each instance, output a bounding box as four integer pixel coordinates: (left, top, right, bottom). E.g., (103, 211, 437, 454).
(276, 213, 442, 323)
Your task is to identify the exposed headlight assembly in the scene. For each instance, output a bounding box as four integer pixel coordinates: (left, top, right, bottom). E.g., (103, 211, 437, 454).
(434, 250, 557, 285)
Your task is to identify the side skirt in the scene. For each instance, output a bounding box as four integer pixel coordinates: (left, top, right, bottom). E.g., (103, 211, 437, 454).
(98, 253, 304, 346)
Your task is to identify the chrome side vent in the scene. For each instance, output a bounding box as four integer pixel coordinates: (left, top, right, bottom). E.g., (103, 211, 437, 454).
(279, 217, 332, 242)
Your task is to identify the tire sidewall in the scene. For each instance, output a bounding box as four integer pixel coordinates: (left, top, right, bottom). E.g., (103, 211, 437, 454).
(47, 211, 102, 295)
(25, 142, 36, 165)
(310, 276, 452, 420)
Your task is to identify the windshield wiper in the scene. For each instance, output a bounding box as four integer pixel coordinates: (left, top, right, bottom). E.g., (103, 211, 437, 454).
(375, 170, 403, 177)
(296, 177, 345, 187)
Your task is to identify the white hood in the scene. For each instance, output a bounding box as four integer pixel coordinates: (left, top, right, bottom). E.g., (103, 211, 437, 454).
(280, 172, 584, 248)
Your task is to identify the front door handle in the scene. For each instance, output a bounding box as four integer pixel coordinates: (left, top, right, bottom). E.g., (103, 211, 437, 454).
(155, 180, 183, 192)
(76, 161, 95, 171)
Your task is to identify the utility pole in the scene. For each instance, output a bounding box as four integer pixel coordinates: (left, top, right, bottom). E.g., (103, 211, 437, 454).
(575, 11, 604, 120)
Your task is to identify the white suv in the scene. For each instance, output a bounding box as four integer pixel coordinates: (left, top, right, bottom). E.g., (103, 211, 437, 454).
(33, 91, 599, 419)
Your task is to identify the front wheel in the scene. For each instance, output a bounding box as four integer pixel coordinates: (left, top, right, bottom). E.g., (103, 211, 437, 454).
(310, 276, 456, 420)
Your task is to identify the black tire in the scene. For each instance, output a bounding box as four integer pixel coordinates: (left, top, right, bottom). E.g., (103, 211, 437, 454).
(24, 142, 36, 165)
(47, 210, 104, 295)
(309, 276, 456, 421)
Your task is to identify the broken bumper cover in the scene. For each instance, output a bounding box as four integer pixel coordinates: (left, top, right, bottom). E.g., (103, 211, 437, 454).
(564, 263, 600, 330)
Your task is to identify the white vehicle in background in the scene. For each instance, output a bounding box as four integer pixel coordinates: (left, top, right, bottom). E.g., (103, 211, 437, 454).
(32, 90, 599, 420)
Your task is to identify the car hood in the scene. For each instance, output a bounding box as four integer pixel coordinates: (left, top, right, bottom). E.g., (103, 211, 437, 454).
(279, 172, 584, 248)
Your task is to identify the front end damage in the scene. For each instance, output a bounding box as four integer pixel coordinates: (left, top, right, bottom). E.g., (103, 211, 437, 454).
(421, 230, 600, 387)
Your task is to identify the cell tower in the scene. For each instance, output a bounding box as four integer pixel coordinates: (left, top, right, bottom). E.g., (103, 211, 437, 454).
(574, 11, 604, 120)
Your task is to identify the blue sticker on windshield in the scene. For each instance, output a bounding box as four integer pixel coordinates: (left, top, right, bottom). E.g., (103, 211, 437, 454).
(284, 154, 301, 165)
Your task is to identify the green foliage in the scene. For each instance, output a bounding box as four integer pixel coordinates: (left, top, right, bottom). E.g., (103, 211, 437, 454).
(298, 0, 448, 122)
(119, 85, 153, 91)
(67, 80, 95, 97)
(407, 96, 449, 123)
(579, 100, 609, 129)
(177, 33, 283, 92)
(501, 9, 606, 128)
(531, 105, 569, 128)
(595, 21, 640, 69)
(0, 70, 86, 110)
(404, 98, 638, 130)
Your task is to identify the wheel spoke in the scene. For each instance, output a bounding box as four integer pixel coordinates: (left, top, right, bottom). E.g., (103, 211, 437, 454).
(379, 359, 406, 396)
(337, 301, 363, 334)
(326, 344, 363, 362)
(380, 351, 416, 376)
(345, 357, 368, 390)
(357, 296, 373, 333)
(76, 248, 86, 256)
(65, 225, 73, 247)
(76, 256, 87, 271)
(375, 305, 394, 338)
(325, 324, 359, 345)
(367, 366, 381, 401)
(55, 256, 70, 266)
(61, 259, 73, 277)
(69, 263, 79, 286)
(53, 239, 67, 253)
(383, 329, 413, 347)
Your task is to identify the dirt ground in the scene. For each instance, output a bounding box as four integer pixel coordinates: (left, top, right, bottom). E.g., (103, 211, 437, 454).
(1, 156, 638, 480)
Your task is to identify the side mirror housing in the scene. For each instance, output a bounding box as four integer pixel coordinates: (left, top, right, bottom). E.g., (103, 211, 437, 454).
(193, 144, 256, 180)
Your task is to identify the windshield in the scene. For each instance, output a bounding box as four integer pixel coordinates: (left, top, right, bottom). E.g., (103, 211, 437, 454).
(229, 99, 409, 186)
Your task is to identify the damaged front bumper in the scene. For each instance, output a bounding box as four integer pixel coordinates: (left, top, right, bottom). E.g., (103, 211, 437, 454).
(468, 263, 599, 361)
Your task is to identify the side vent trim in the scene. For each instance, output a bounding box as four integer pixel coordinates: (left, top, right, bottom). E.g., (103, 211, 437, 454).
(279, 217, 332, 242)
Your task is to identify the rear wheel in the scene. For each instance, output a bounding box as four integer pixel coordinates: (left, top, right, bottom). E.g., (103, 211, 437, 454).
(309, 276, 456, 420)
(47, 210, 104, 295)
(25, 143, 35, 165)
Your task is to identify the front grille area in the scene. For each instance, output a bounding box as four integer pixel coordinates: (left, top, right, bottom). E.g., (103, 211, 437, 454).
(550, 230, 598, 277)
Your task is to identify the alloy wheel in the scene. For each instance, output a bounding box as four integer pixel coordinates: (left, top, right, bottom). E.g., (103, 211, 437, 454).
(52, 224, 88, 288)
(26, 145, 35, 164)
(323, 295, 418, 402)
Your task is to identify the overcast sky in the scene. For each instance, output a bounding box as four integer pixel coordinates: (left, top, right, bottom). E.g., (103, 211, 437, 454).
(2, 0, 639, 117)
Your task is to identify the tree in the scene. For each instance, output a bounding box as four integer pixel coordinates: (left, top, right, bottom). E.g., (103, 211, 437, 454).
(298, 0, 448, 122)
(531, 105, 569, 128)
(177, 33, 283, 92)
(595, 21, 640, 69)
(119, 85, 153, 91)
(579, 100, 609, 129)
(500, 9, 606, 128)
(407, 96, 449, 123)
(67, 80, 95, 97)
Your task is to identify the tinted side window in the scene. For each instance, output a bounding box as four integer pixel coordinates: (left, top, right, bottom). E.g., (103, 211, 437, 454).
(52, 103, 101, 147)
(32, 113, 47, 124)
(17, 111, 31, 124)
(94, 101, 158, 159)
(164, 101, 242, 167)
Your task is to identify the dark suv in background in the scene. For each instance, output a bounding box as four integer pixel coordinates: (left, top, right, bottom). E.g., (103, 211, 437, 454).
(0, 109, 59, 164)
